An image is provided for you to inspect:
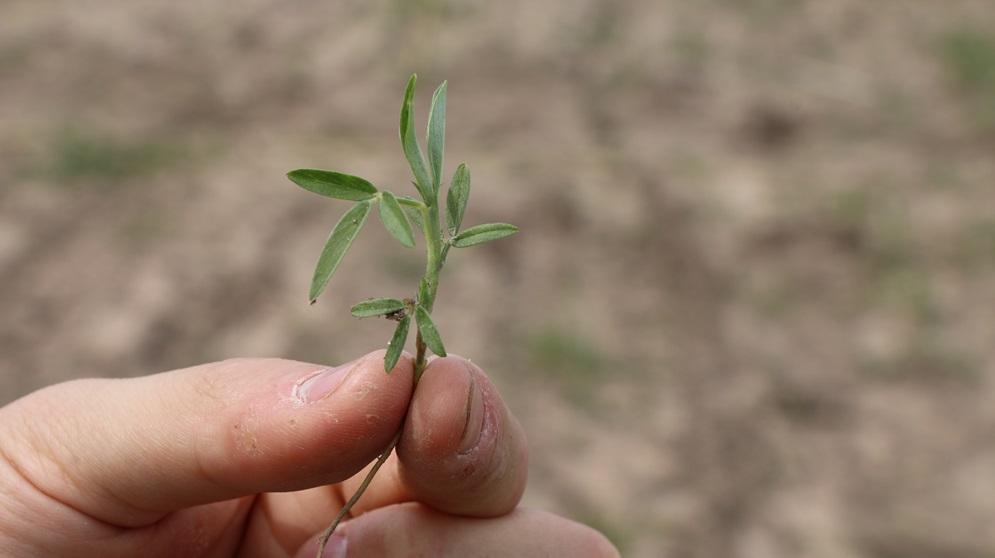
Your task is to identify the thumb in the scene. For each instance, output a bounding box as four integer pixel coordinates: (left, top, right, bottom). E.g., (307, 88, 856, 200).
(0, 350, 413, 528)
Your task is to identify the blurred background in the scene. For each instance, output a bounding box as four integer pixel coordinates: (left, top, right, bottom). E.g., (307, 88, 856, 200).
(2, 1, 994, 556)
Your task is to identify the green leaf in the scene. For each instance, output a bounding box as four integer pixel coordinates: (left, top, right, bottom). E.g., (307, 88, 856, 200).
(415, 306, 446, 357)
(287, 169, 378, 201)
(384, 316, 410, 373)
(427, 81, 447, 194)
(399, 74, 432, 201)
(397, 196, 425, 230)
(396, 195, 424, 208)
(378, 191, 415, 247)
(446, 163, 470, 234)
(309, 201, 372, 303)
(451, 222, 519, 248)
(351, 297, 406, 317)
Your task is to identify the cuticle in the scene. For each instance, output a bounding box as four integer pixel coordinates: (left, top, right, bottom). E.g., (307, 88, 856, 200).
(291, 369, 324, 404)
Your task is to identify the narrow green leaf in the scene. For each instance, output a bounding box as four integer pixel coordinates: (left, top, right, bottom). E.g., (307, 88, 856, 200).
(427, 81, 447, 194)
(397, 196, 425, 230)
(377, 191, 415, 248)
(287, 169, 377, 201)
(384, 316, 410, 373)
(446, 163, 470, 234)
(396, 195, 424, 208)
(309, 201, 372, 303)
(351, 297, 405, 317)
(451, 222, 519, 248)
(399, 74, 432, 200)
(403, 206, 424, 230)
(415, 306, 446, 357)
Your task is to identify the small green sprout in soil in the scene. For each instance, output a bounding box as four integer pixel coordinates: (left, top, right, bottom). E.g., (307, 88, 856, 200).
(286, 74, 518, 557)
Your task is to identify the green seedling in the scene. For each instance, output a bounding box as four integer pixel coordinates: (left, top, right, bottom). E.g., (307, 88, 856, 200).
(287, 74, 518, 556)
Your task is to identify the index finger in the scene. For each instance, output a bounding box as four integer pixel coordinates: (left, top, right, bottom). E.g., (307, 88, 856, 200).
(0, 351, 414, 527)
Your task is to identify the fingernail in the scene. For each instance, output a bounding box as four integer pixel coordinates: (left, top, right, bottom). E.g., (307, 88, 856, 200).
(321, 533, 348, 558)
(295, 360, 356, 404)
(458, 365, 485, 454)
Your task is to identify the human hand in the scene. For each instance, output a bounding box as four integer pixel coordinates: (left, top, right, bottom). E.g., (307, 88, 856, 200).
(0, 351, 618, 557)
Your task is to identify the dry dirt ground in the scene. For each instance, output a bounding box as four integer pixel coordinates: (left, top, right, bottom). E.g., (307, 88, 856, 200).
(2, 1, 995, 556)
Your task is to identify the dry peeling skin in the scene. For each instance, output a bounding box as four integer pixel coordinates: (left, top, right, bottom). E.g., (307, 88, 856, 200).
(398, 356, 528, 518)
(194, 352, 413, 499)
(232, 405, 264, 457)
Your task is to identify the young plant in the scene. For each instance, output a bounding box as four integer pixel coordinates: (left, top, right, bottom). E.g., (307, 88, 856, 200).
(287, 74, 518, 556)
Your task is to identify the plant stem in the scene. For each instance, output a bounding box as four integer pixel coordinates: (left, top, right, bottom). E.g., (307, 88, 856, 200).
(314, 346, 431, 556)
(422, 203, 443, 307)
(314, 429, 400, 554)
(315, 187, 445, 558)
(416, 194, 444, 380)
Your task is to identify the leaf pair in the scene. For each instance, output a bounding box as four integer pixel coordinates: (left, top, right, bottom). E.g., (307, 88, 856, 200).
(349, 297, 446, 372)
(441, 164, 516, 248)
(373, 303, 447, 374)
(439, 157, 516, 248)
(350, 297, 411, 372)
(401, 75, 448, 200)
(288, 170, 419, 303)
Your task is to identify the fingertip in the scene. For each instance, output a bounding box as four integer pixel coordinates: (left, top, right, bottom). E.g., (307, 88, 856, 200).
(398, 356, 528, 517)
(282, 349, 414, 472)
(404, 356, 475, 459)
(346, 348, 415, 401)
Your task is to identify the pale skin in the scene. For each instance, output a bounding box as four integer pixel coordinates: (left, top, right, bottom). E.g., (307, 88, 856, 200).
(0, 350, 619, 557)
